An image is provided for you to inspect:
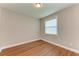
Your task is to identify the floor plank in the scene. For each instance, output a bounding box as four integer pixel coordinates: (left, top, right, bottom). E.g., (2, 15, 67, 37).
(0, 40, 79, 56)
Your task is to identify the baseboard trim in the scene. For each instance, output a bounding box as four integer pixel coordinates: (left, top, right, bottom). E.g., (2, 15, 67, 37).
(0, 49, 3, 53)
(0, 39, 40, 52)
(1, 38, 79, 54)
(41, 39, 79, 54)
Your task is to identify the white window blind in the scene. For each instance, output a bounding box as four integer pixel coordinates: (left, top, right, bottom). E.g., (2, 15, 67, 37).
(45, 18, 57, 34)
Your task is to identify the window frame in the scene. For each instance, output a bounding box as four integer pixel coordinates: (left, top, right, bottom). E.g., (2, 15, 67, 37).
(44, 17, 58, 35)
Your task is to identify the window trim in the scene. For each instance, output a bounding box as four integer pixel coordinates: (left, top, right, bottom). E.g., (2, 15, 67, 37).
(44, 17, 58, 35)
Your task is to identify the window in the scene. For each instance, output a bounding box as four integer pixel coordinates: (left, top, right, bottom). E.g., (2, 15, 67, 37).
(45, 18, 57, 34)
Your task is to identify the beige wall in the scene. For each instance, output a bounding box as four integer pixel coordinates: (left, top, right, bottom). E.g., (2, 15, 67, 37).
(0, 8, 40, 48)
(40, 4, 79, 51)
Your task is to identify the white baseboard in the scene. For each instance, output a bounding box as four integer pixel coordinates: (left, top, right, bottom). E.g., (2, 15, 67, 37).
(1, 38, 79, 54)
(41, 39, 79, 54)
(0, 49, 3, 53)
(0, 39, 40, 52)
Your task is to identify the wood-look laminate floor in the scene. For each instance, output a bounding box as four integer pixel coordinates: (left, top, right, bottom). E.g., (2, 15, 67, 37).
(0, 40, 79, 56)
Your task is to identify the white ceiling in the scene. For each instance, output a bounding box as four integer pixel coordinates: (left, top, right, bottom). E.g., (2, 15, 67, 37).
(0, 3, 74, 19)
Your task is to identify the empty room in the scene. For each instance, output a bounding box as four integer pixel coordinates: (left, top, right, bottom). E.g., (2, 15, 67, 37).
(0, 3, 79, 56)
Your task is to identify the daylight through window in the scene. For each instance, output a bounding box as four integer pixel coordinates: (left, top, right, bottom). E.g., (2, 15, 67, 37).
(45, 18, 57, 34)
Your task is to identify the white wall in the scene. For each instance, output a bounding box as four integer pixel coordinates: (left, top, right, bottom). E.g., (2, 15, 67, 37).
(0, 8, 40, 48)
(40, 4, 79, 51)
